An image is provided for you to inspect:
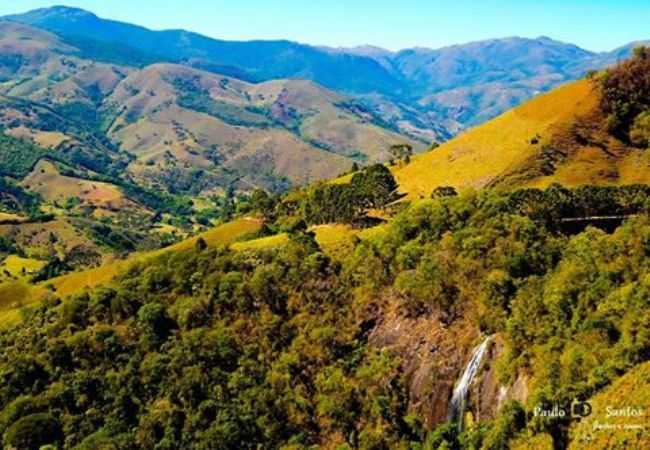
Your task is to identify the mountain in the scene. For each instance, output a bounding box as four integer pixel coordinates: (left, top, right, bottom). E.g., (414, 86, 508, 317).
(5, 6, 647, 139)
(357, 37, 650, 130)
(4, 6, 403, 95)
(0, 45, 648, 450)
(0, 21, 416, 194)
(0, 20, 418, 281)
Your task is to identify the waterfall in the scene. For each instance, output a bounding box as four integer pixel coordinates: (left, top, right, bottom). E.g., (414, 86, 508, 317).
(448, 336, 492, 429)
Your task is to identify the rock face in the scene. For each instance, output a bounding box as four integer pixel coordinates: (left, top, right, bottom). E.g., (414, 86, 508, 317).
(366, 297, 530, 429)
(467, 337, 530, 424)
(366, 296, 481, 427)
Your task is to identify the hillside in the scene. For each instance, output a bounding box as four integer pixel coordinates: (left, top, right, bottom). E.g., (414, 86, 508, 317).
(0, 21, 418, 194)
(394, 78, 650, 198)
(105, 63, 416, 193)
(5, 7, 648, 139)
(0, 181, 648, 448)
(0, 9, 648, 450)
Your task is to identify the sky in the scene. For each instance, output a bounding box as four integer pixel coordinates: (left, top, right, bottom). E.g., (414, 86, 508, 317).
(1, 1, 648, 52)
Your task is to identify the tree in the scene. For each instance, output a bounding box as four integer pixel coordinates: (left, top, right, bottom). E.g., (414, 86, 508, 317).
(600, 46, 650, 140)
(250, 189, 276, 218)
(137, 303, 175, 348)
(3, 413, 62, 450)
(630, 111, 650, 148)
(389, 143, 413, 163)
(432, 186, 458, 198)
(195, 237, 208, 251)
(351, 164, 399, 209)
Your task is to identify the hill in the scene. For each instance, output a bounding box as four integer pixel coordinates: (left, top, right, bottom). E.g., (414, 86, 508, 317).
(5, 6, 648, 139)
(105, 63, 416, 193)
(0, 11, 648, 450)
(394, 78, 650, 198)
(0, 21, 418, 194)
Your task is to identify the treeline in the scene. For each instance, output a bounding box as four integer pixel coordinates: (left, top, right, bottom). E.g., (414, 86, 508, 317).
(0, 177, 41, 216)
(253, 164, 400, 228)
(0, 132, 46, 178)
(498, 183, 650, 225)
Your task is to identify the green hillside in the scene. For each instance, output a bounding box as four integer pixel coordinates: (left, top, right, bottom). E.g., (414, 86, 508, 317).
(0, 14, 648, 450)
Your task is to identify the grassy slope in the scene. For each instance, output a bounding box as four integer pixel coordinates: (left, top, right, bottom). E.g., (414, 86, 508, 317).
(0, 218, 263, 326)
(0, 218, 390, 327)
(109, 64, 414, 190)
(20, 160, 127, 207)
(393, 79, 650, 198)
(569, 362, 650, 449)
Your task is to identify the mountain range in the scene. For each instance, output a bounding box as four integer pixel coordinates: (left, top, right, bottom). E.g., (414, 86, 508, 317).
(0, 41, 649, 449)
(5, 6, 648, 137)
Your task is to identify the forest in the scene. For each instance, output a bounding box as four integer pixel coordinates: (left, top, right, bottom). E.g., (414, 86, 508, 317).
(0, 184, 648, 449)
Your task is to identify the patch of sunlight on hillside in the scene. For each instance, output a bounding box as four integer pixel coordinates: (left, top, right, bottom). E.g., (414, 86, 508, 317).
(394, 79, 597, 198)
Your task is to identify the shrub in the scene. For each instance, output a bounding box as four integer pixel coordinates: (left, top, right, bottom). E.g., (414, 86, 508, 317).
(630, 110, 650, 148)
(600, 46, 650, 140)
(3, 413, 61, 450)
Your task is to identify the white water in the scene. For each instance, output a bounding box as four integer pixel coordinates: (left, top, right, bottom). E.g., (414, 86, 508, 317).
(448, 336, 492, 429)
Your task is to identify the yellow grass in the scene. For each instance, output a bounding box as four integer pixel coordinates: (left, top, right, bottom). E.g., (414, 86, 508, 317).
(231, 234, 290, 251)
(0, 212, 26, 223)
(230, 223, 388, 258)
(394, 79, 597, 198)
(0, 218, 263, 328)
(569, 361, 650, 449)
(0, 255, 46, 281)
(0, 219, 95, 259)
(6, 126, 70, 149)
(21, 160, 128, 208)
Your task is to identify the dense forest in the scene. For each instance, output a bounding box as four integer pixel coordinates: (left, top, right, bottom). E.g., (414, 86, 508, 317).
(0, 184, 648, 449)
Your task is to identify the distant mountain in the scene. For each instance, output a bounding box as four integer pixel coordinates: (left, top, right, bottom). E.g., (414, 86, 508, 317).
(349, 37, 649, 129)
(0, 21, 415, 196)
(5, 6, 647, 139)
(4, 6, 403, 96)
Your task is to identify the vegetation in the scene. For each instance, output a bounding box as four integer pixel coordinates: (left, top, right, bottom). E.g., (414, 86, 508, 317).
(0, 177, 41, 214)
(0, 185, 647, 448)
(172, 77, 275, 128)
(600, 46, 650, 143)
(263, 164, 399, 226)
(0, 132, 46, 178)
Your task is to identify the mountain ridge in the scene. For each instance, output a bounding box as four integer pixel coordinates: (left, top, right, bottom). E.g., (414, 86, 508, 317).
(5, 6, 648, 138)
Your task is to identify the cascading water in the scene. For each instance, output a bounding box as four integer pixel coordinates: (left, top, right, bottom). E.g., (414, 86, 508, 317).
(447, 336, 492, 429)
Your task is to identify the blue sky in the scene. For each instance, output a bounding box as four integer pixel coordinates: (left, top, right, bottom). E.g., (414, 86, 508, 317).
(1, 1, 648, 51)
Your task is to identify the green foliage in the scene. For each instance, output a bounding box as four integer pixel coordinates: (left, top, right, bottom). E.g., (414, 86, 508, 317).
(389, 143, 414, 162)
(432, 186, 458, 198)
(3, 412, 61, 449)
(302, 164, 399, 225)
(0, 177, 41, 214)
(0, 184, 648, 448)
(600, 46, 650, 141)
(173, 77, 274, 128)
(480, 401, 526, 449)
(32, 257, 72, 283)
(630, 110, 650, 148)
(118, 182, 193, 216)
(0, 132, 46, 178)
